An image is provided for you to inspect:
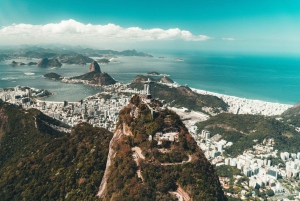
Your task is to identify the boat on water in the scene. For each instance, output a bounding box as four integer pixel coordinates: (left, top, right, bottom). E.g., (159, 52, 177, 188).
(24, 72, 35, 75)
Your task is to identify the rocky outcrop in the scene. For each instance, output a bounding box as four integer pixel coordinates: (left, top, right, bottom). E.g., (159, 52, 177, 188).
(44, 73, 63, 80)
(88, 61, 101, 72)
(157, 76, 174, 84)
(37, 58, 62, 67)
(97, 58, 110, 64)
(131, 75, 154, 84)
(9, 61, 25, 66)
(27, 62, 38, 66)
(71, 71, 116, 86)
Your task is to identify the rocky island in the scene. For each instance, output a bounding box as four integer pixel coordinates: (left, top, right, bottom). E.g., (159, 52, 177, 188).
(27, 61, 38, 66)
(72, 61, 116, 85)
(97, 58, 110, 64)
(44, 72, 63, 81)
(37, 58, 62, 68)
(9, 61, 26, 66)
(45, 61, 117, 86)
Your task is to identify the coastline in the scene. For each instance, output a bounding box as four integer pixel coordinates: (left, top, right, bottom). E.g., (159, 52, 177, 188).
(43, 69, 293, 116)
(190, 87, 293, 116)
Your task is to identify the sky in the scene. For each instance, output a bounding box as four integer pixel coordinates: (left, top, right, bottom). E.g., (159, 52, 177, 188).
(0, 0, 300, 54)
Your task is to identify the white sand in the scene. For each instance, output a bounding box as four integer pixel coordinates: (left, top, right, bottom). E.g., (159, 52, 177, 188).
(191, 88, 293, 116)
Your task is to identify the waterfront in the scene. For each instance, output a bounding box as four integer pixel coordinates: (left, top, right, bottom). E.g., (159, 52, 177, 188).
(1, 51, 300, 104)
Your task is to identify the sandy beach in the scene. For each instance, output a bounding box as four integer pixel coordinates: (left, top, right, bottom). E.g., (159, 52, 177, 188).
(191, 88, 293, 116)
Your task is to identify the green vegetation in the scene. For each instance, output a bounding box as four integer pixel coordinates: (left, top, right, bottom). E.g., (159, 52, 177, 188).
(281, 102, 300, 127)
(44, 72, 63, 80)
(104, 96, 227, 200)
(216, 165, 242, 178)
(71, 71, 116, 85)
(197, 113, 300, 156)
(0, 100, 112, 200)
(130, 80, 228, 113)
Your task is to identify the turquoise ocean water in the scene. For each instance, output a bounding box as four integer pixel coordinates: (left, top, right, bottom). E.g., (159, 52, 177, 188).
(1, 51, 300, 104)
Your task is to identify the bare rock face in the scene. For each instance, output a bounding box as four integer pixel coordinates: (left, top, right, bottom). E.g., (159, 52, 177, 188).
(88, 61, 101, 73)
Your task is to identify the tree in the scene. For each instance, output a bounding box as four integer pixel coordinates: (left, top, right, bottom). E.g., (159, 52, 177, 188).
(266, 189, 275, 197)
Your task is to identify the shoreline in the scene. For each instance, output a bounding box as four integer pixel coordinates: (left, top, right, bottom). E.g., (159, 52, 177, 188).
(190, 87, 293, 116)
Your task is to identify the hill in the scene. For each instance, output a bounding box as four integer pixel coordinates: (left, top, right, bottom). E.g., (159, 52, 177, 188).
(59, 54, 94, 65)
(37, 58, 62, 67)
(281, 102, 300, 127)
(157, 76, 174, 84)
(44, 72, 63, 80)
(0, 100, 112, 200)
(97, 96, 227, 200)
(196, 113, 300, 157)
(130, 75, 228, 114)
(72, 71, 116, 86)
(9, 61, 25, 66)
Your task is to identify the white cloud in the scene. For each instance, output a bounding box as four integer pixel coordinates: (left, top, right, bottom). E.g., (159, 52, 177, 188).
(0, 19, 211, 45)
(222, 37, 236, 41)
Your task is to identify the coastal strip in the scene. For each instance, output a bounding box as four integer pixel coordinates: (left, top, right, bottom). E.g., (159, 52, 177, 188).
(191, 88, 293, 116)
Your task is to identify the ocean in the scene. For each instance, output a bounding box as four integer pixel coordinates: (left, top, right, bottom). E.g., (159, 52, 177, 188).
(1, 51, 300, 104)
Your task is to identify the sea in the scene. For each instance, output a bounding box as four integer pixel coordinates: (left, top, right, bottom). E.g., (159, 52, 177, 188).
(1, 51, 300, 105)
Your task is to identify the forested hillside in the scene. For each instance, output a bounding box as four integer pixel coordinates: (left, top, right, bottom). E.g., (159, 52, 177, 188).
(102, 96, 227, 200)
(0, 100, 112, 200)
(197, 113, 300, 156)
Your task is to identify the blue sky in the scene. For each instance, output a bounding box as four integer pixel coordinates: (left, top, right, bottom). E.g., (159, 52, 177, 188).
(0, 0, 300, 54)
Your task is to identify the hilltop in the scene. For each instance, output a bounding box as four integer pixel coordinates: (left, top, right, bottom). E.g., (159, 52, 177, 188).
(0, 100, 113, 200)
(58, 54, 94, 65)
(72, 71, 116, 86)
(196, 113, 300, 157)
(44, 72, 63, 80)
(37, 58, 62, 67)
(97, 96, 227, 200)
(130, 75, 228, 114)
(281, 102, 300, 127)
(0, 45, 153, 60)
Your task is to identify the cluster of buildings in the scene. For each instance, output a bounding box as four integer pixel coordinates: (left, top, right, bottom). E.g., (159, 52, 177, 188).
(152, 128, 179, 145)
(31, 93, 131, 132)
(187, 127, 300, 199)
(0, 86, 49, 106)
(0, 85, 132, 132)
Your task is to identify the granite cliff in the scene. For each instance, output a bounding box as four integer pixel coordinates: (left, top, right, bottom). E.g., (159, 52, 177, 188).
(89, 61, 101, 72)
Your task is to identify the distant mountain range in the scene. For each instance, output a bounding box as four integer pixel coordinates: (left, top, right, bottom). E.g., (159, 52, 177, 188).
(0, 44, 153, 60)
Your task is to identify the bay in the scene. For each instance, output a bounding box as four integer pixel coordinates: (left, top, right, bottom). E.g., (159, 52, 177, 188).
(1, 51, 300, 104)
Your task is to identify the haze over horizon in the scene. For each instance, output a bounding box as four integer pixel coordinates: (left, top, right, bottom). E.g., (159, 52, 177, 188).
(0, 0, 300, 54)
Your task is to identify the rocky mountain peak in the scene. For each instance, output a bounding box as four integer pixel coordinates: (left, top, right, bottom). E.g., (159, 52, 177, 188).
(88, 61, 101, 73)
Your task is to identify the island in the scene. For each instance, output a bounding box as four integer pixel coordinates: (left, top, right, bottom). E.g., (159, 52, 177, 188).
(37, 58, 62, 68)
(44, 72, 63, 81)
(9, 61, 26, 66)
(97, 58, 110, 64)
(45, 61, 116, 86)
(27, 62, 38, 66)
